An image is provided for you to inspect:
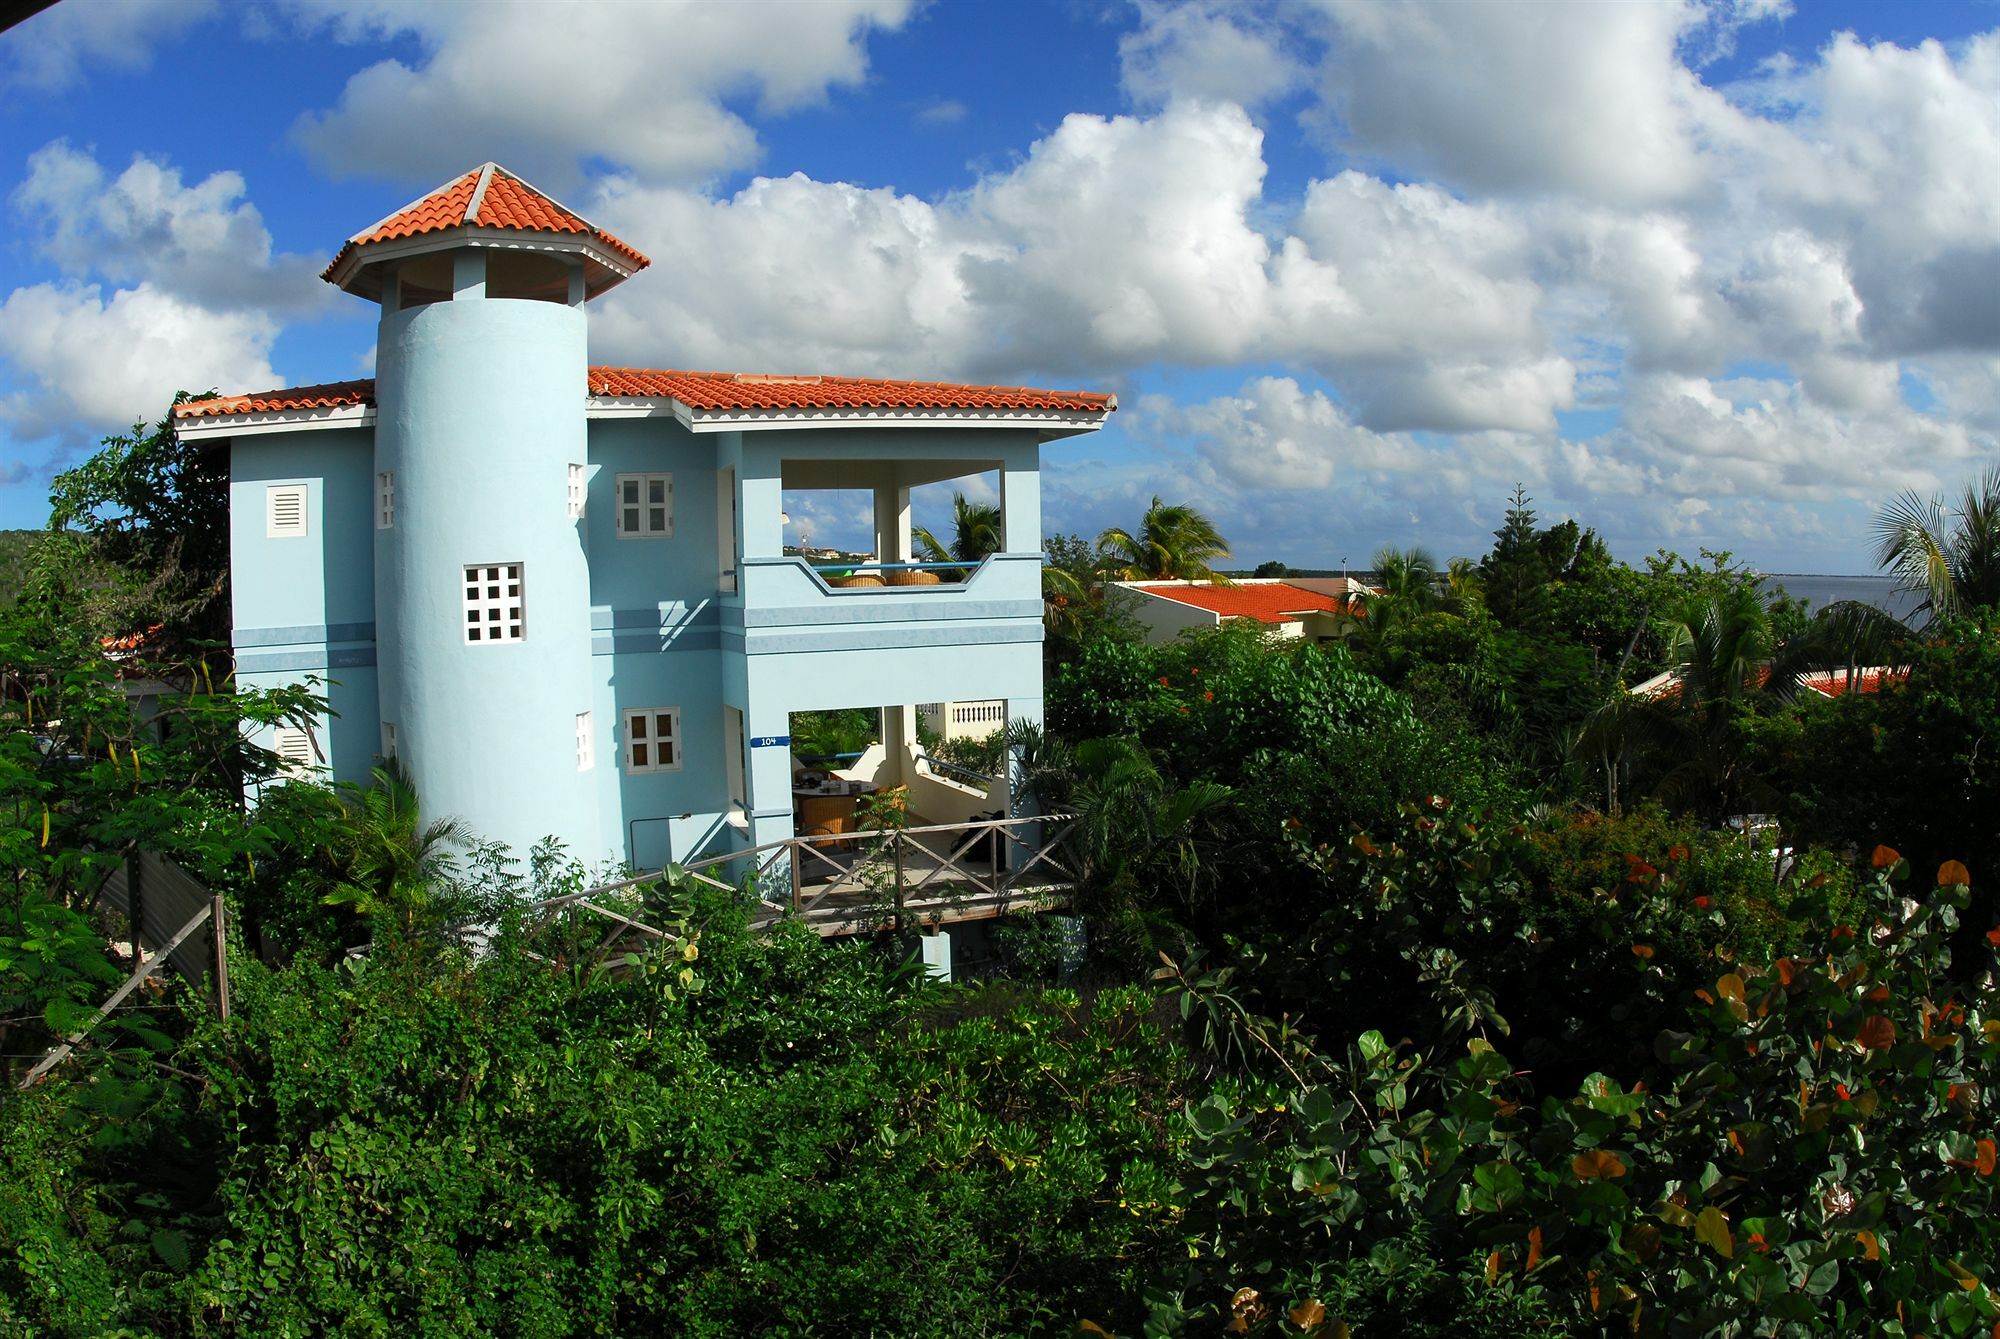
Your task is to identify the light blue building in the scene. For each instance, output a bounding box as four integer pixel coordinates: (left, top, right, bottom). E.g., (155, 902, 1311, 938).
(176, 164, 1114, 872)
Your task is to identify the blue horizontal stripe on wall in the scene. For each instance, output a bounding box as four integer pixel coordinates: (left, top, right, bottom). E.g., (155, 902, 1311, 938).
(591, 629, 723, 657)
(743, 622, 1040, 655)
(236, 646, 378, 673)
(234, 622, 376, 647)
(591, 604, 721, 632)
(589, 604, 724, 656)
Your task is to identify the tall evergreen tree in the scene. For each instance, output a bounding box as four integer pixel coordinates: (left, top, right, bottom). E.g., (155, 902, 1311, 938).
(1478, 484, 1551, 630)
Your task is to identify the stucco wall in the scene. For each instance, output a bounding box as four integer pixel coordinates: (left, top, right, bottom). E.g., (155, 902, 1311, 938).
(230, 428, 379, 787)
(1111, 586, 1220, 645)
(374, 295, 598, 865)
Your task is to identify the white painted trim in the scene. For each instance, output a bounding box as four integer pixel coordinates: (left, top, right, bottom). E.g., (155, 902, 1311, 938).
(325, 227, 638, 292)
(177, 392, 1109, 441)
(465, 162, 497, 223)
(175, 405, 374, 439)
(584, 397, 1110, 438)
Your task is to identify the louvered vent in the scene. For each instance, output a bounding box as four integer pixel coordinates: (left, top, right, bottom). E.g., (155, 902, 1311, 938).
(267, 484, 308, 538)
(272, 726, 317, 777)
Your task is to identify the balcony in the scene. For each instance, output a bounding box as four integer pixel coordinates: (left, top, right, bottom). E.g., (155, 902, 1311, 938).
(522, 812, 1082, 942)
(729, 552, 1045, 659)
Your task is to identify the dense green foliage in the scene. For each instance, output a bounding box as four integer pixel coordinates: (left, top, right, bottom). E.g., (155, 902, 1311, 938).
(45, 393, 230, 646)
(5, 428, 1999, 1336)
(0, 531, 40, 608)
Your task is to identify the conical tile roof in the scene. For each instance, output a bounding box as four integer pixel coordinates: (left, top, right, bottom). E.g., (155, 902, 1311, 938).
(321, 163, 648, 297)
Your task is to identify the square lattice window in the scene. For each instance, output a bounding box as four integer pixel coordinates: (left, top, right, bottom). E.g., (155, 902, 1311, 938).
(463, 562, 525, 643)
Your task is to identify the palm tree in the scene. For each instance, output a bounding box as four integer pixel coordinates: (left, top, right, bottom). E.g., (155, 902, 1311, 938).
(1873, 463, 2000, 623)
(1445, 556, 1486, 611)
(1576, 585, 1919, 817)
(1096, 497, 1231, 582)
(1575, 590, 1772, 819)
(1352, 546, 1462, 654)
(322, 760, 474, 933)
(1372, 545, 1443, 608)
(1067, 736, 1233, 914)
(914, 493, 1003, 567)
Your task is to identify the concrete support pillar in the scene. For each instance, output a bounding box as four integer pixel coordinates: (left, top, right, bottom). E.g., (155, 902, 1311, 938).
(873, 471, 913, 563)
(883, 703, 919, 793)
(452, 249, 487, 301)
(1004, 694, 1043, 819)
(919, 931, 953, 981)
(739, 462, 784, 559)
(1001, 462, 1040, 553)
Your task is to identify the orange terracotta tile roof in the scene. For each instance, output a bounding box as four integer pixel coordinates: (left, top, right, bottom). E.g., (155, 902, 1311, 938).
(1129, 581, 1356, 625)
(588, 367, 1115, 413)
(1800, 667, 1905, 698)
(320, 163, 649, 283)
(175, 380, 375, 419)
(175, 370, 1115, 419)
(1634, 664, 1906, 702)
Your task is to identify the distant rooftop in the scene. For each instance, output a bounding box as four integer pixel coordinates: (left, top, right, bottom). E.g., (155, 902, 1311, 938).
(1122, 578, 1358, 625)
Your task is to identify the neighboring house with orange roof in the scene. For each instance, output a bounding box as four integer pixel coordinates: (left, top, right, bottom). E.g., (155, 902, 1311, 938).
(1630, 664, 1906, 702)
(1110, 579, 1366, 645)
(174, 163, 1114, 876)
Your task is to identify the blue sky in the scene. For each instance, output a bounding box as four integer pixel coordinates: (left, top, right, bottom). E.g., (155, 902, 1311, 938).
(2, 0, 1996, 572)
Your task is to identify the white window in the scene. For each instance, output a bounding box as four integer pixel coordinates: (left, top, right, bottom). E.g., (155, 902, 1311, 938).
(567, 463, 587, 519)
(381, 720, 397, 759)
(717, 466, 738, 593)
(272, 725, 317, 778)
(266, 484, 307, 538)
(463, 562, 525, 643)
(622, 707, 680, 774)
(376, 471, 395, 529)
(615, 473, 673, 538)
(575, 711, 593, 772)
(723, 705, 746, 808)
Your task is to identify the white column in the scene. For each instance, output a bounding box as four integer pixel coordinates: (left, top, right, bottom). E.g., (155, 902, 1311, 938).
(1000, 461, 1040, 553)
(451, 249, 487, 301)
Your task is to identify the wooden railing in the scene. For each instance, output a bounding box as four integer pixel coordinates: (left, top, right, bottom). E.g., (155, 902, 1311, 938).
(674, 812, 1079, 926)
(396, 814, 1082, 975)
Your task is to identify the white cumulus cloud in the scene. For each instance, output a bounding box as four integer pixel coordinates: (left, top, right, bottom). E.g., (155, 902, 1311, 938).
(13, 141, 331, 314)
(281, 0, 915, 187)
(0, 0, 218, 91)
(0, 282, 278, 439)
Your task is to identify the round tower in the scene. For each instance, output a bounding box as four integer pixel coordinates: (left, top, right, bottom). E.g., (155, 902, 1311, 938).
(323, 163, 650, 868)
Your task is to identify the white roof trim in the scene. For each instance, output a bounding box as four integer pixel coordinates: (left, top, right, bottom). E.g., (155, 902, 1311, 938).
(464, 162, 497, 223)
(175, 404, 375, 440)
(175, 393, 1110, 441)
(324, 227, 638, 294)
(585, 397, 1110, 439)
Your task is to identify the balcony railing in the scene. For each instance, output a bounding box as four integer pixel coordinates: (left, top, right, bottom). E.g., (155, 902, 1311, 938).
(808, 559, 979, 589)
(514, 812, 1075, 943)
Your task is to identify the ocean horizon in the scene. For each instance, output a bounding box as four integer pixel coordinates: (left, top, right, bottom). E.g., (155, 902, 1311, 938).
(1758, 572, 1922, 621)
